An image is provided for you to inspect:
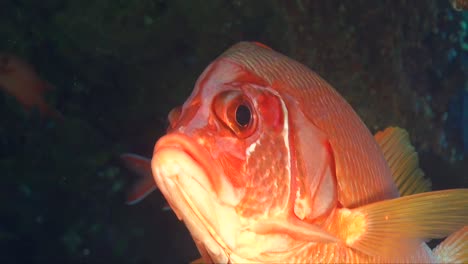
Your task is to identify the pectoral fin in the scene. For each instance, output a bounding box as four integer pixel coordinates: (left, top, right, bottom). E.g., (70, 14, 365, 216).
(433, 226, 468, 263)
(344, 189, 468, 257)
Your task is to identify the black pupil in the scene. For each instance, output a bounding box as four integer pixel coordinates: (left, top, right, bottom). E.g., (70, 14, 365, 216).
(235, 104, 251, 127)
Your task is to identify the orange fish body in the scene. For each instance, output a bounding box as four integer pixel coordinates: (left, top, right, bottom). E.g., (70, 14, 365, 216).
(148, 42, 467, 263)
(0, 54, 62, 120)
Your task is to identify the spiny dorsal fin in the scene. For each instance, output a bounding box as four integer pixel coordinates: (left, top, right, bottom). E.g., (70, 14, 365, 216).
(374, 127, 431, 196)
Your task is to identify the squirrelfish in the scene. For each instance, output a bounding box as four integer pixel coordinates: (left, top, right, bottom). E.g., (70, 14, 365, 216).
(0, 53, 62, 120)
(450, 0, 468, 11)
(138, 42, 468, 263)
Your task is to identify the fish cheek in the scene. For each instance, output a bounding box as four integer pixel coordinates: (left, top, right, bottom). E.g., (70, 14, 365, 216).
(235, 93, 290, 218)
(235, 131, 291, 218)
(212, 136, 249, 188)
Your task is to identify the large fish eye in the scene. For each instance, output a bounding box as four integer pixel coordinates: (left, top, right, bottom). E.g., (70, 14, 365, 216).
(213, 90, 257, 138)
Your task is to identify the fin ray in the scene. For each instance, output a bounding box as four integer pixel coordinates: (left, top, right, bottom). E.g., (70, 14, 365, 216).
(346, 189, 468, 257)
(374, 127, 431, 196)
(433, 226, 468, 264)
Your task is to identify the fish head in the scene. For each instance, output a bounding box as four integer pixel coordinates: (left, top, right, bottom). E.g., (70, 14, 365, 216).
(152, 43, 338, 262)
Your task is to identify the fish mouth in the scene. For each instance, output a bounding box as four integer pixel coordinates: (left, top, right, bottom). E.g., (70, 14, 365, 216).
(151, 133, 238, 261)
(153, 133, 220, 195)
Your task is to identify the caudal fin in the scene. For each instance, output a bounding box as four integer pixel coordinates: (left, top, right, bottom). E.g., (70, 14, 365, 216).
(120, 153, 157, 205)
(120, 153, 173, 211)
(433, 226, 467, 264)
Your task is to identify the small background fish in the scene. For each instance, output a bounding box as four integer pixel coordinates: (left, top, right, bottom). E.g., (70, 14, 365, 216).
(0, 53, 63, 120)
(450, 0, 468, 10)
(0, 1, 467, 263)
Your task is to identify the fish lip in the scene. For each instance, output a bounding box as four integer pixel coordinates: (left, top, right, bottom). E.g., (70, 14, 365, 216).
(153, 132, 219, 194)
(152, 133, 234, 259)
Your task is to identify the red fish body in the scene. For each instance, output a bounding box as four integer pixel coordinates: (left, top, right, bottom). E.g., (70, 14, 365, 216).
(0, 53, 62, 120)
(144, 42, 467, 263)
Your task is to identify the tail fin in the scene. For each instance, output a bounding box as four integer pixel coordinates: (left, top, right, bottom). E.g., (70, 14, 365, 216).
(433, 226, 467, 263)
(120, 153, 156, 205)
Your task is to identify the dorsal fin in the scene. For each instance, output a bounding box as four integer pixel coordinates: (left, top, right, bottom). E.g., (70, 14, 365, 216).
(374, 127, 431, 196)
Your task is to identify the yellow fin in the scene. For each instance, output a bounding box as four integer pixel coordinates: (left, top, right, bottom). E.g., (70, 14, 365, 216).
(433, 226, 468, 263)
(374, 127, 431, 196)
(345, 189, 468, 257)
